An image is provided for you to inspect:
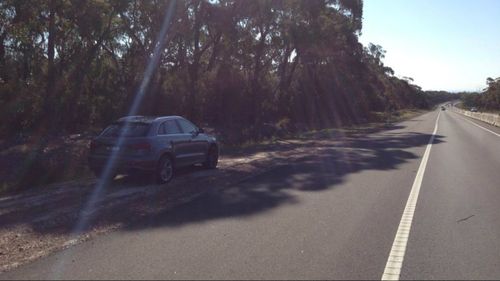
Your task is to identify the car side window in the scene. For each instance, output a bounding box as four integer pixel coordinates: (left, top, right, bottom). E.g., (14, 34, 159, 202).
(177, 119, 197, 134)
(158, 120, 182, 135)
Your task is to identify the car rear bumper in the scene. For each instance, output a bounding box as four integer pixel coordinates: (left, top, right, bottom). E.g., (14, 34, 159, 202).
(88, 154, 157, 173)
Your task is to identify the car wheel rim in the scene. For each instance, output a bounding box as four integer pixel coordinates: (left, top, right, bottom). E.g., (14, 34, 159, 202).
(160, 159, 172, 181)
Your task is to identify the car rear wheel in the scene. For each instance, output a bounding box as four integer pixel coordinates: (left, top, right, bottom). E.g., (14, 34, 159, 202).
(203, 146, 218, 169)
(157, 155, 174, 184)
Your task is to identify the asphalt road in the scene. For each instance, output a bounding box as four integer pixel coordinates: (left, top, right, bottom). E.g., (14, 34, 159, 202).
(2, 109, 500, 280)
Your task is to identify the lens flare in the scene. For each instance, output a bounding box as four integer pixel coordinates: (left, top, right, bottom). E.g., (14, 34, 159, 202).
(50, 0, 177, 277)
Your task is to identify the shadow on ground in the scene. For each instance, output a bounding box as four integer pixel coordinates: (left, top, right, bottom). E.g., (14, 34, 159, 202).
(122, 130, 445, 231)
(0, 124, 445, 237)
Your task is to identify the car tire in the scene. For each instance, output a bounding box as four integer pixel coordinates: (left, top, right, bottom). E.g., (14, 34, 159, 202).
(157, 155, 174, 184)
(203, 145, 218, 169)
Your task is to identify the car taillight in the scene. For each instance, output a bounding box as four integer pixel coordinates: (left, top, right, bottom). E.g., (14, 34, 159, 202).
(128, 142, 151, 153)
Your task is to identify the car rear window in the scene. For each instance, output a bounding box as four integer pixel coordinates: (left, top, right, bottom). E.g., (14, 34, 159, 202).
(101, 122, 151, 138)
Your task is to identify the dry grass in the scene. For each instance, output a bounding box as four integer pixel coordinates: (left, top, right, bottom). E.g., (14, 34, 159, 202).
(0, 109, 428, 195)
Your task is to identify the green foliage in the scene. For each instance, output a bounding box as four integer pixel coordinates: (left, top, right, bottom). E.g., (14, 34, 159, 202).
(459, 77, 500, 111)
(424, 91, 456, 107)
(0, 0, 435, 141)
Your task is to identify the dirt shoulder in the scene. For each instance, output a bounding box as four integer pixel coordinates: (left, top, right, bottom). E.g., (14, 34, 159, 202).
(0, 109, 427, 273)
(0, 135, 347, 272)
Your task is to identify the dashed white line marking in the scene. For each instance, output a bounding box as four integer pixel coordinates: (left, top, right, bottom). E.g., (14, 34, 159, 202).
(381, 111, 441, 280)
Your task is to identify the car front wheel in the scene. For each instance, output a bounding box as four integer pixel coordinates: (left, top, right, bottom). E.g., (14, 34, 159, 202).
(203, 146, 218, 169)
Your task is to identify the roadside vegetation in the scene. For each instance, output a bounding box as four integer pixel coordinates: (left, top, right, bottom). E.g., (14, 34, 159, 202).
(0, 107, 425, 195)
(0, 0, 455, 193)
(459, 77, 500, 112)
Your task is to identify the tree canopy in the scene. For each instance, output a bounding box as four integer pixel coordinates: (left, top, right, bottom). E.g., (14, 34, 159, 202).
(459, 77, 500, 111)
(0, 0, 447, 141)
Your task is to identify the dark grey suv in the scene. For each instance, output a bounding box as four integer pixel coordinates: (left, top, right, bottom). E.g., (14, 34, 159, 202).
(88, 116, 218, 183)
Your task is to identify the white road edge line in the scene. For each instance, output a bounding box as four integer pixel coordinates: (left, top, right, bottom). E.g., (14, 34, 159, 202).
(452, 111, 500, 138)
(381, 111, 441, 281)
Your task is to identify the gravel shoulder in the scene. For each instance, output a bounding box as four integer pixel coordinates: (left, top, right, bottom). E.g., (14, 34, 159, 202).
(0, 134, 350, 273)
(0, 112, 427, 273)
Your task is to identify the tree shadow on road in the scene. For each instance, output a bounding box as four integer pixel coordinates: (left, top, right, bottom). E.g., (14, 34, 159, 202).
(0, 126, 445, 237)
(119, 130, 445, 231)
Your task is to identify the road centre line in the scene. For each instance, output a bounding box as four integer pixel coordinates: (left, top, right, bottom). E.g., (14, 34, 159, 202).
(381, 111, 441, 280)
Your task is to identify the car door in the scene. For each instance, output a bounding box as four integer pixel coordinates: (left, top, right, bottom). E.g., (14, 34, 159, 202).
(176, 118, 207, 164)
(157, 120, 188, 166)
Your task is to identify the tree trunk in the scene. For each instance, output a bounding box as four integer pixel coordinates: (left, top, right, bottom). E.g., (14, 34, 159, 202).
(0, 31, 7, 82)
(188, 0, 202, 122)
(43, 0, 57, 133)
(46, 0, 56, 98)
(250, 28, 268, 125)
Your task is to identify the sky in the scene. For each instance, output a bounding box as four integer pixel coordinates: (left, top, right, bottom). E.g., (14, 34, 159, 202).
(359, 0, 500, 92)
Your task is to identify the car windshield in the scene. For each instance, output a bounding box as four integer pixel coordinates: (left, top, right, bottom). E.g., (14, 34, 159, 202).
(100, 122, 150, 138)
